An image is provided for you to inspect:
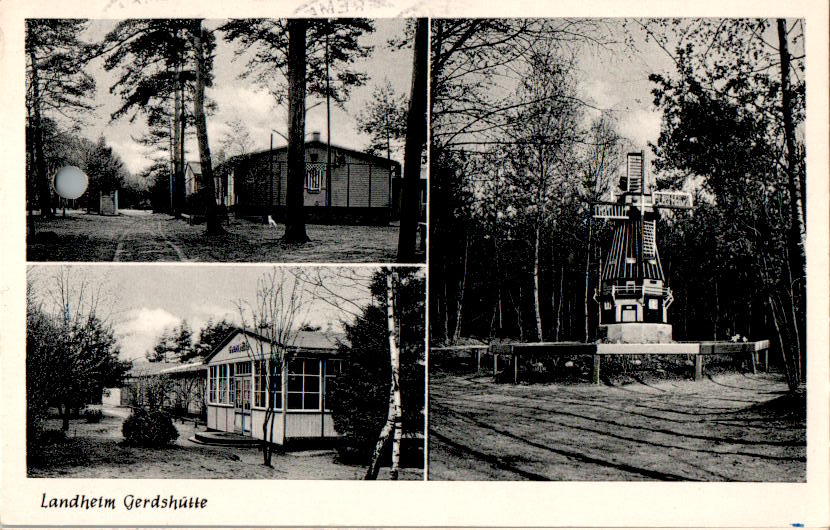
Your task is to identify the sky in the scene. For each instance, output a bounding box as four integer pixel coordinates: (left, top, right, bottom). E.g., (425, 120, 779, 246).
(28, 264, 387, 361)
(77, 19, 414, 175)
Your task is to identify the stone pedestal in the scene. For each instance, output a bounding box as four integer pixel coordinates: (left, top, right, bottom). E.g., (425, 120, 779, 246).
(598, 323, 673, 344)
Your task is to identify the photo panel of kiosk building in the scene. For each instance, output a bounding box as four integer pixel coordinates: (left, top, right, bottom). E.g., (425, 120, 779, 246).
(204, 327, 343, 444)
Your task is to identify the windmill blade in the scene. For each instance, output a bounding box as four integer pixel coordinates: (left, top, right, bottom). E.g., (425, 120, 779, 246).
(593, 203, 628, 220)
(653, 191, 693, 210)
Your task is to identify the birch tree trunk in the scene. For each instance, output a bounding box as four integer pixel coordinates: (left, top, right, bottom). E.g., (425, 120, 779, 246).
(365, 270, 402, 479)
(533, 223, 543, 341)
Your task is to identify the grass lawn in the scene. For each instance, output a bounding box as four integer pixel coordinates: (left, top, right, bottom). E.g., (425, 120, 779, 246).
(29, 407, 423, 480)
(27, 209, 410, 263)
(429, 371, 805, 481)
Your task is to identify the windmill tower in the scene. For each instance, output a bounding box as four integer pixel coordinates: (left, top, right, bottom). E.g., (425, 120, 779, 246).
(593, 152, 693, 343)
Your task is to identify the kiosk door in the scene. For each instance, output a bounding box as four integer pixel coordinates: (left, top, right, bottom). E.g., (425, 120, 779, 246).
(234, 375, 252, 435)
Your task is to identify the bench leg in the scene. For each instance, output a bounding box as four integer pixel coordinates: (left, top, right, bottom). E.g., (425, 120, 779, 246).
(592, 355, 601, 384)
(694, 355, 703, 381)
(513, 355, 518, 384)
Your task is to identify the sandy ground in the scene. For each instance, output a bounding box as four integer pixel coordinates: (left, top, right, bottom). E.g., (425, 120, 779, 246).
(428, 371, 805, 481)
(30, 406, 423, 480)
(27, 209, 409, 263)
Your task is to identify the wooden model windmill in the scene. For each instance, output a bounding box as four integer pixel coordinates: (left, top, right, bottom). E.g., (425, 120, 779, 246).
(593, 152, 693, 343)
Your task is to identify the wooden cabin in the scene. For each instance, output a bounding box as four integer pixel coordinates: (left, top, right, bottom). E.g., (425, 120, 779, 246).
(203, 327, 344, 445)
(218, 133, 400, 224)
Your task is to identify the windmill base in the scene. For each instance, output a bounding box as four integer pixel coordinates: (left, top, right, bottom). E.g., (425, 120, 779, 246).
(598, 323, 673, 344)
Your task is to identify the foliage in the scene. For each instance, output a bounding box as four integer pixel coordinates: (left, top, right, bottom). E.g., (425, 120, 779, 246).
(329, 269, 425, 463)
(147, 320, 193, 362)
(122, 408, 179, 448)
(26, 268, 131, 434)
(220, 18, 375, 106)
(101, 19, 214, 124)
(192, 319, 236, 359)
(355, 79, 408, 158)
(83, 408, 103, 423)
(646, 18, 806, 389)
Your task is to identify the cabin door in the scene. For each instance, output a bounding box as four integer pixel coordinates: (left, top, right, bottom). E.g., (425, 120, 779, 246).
(234, 376, 252, 435)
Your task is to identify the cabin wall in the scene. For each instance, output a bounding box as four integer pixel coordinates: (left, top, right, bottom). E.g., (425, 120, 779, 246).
(231, 144, 396, 221)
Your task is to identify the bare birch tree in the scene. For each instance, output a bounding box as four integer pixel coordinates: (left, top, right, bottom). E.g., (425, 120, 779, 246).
(236, 268, 306, 466)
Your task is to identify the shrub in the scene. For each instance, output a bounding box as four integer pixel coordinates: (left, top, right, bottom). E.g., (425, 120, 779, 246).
(83, 408, 103, 423)
(122, 408, 179, 448)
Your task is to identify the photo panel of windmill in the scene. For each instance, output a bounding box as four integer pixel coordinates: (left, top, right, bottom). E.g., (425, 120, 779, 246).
(428, 17, 806, 482)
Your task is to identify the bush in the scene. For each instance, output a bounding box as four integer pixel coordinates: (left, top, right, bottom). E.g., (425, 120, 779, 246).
(122, 408, 179, 447)
(83, 408, 103, 423)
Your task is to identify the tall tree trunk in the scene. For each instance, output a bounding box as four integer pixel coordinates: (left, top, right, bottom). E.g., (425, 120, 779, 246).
(777, 19, 806, 385)
(172, 75, 181, 217)
(29, 51, 52, 219)
(584, 215, 593, 342)
(451, 234, 468, 343)
(284, 19, 310, 244)
(60, 403, 70, 431)
(533, 224, 543, 341)
(191, 22, 223, 234)
(365, 271, 402, 480)
(397, 18, 428, 262)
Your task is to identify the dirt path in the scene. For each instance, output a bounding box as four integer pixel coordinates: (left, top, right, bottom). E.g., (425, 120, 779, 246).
(28, 210, 403, 262)
(428, 372, 805, 481)
(31, 407, 423, 480)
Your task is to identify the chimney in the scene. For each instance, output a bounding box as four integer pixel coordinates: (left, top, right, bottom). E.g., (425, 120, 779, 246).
(311, 131, 321, 142)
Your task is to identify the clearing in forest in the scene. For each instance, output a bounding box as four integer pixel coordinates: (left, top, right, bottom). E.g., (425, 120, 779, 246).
(428, 371, 805, 481)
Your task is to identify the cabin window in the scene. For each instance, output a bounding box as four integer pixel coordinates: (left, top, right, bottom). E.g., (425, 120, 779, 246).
(305, 164, 323, 192)
(287, 359, 321, 411)
(648, 299, 659, 310)
(217, 364, 228, 404)
(603, 301, 612, 310)
(254, 360, 267, 408)
(209, 366, 217, 403)
(323, 359, 342, 411)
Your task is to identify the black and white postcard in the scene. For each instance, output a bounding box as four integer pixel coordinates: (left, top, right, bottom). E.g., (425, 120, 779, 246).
(1, 0, 828, 528)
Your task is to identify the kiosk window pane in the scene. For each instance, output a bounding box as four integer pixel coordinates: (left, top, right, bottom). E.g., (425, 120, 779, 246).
(254, 361, 266, 408)
(269, 361, 282, 410)
(286, 358, 322, 411)
(304, 392, 320, 410)
(287, 374, 303, 392)
(304, 375, 319, 393)
(287, 392, 303, 410)
(209, 366, 217, 403)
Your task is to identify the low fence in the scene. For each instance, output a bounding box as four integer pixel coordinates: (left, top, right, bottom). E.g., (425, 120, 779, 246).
(432, 340, 771, 384)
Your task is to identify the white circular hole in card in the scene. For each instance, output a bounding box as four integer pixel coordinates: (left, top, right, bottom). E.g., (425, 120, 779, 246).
(53, 166, 88, 200)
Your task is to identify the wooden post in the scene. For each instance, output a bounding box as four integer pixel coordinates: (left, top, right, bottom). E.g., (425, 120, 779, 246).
(694, 355, 703, 381)
(749, 351, 757, 375)
(592, 354, 601, 384)
(763, 350, 769, 372)
(476, 348, 481, 372)
(493, 352, 498, 378)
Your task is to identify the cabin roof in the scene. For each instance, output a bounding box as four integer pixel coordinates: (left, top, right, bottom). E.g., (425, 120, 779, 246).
(216, 139, 401, 174)
(203, 327, 345, 364)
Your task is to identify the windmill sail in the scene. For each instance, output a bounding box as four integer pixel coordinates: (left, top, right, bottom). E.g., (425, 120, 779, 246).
(626, 153, 643, 193)
(642, 219, 656, 260)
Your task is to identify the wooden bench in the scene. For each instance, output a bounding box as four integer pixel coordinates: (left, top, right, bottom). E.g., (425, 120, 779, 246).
(486, 340, 771, 384)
